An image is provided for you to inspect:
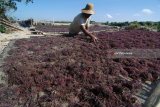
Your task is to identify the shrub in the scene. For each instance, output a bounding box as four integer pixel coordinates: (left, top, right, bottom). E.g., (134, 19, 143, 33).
(125, 23, 141, 30)
(157, 23, 160, 32)
(0, 24, 6, 33)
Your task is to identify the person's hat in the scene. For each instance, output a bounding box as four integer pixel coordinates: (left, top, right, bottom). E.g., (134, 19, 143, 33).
(81, 3, 95, 14)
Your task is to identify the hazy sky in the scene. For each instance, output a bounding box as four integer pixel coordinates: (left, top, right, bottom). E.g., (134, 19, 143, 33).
(9, 0, 160, 22)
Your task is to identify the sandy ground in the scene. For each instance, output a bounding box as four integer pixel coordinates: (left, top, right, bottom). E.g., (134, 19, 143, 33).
(0, 28, 44, 54)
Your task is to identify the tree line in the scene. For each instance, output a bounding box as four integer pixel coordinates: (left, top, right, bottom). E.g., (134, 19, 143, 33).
(104, 21, 160, 32)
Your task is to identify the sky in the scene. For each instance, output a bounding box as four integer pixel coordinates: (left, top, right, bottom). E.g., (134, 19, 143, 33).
(9, 0, 160, 22)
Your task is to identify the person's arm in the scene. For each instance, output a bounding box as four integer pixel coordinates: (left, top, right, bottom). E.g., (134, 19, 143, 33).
(86, 19, 90, 30)
(80, 25, 98, 42)
(86, 25, 89, 30)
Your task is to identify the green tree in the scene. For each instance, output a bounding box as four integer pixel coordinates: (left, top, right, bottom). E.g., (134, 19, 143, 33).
(144, 21, 154, 28)
(139, 22, 145, 26)
(105, 21, 109, 25)
(0, 0, 33, 17)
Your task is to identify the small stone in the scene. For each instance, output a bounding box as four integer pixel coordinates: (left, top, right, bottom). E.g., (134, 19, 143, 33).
(38, 91, 46, 98)
(61, 102, 69, 107)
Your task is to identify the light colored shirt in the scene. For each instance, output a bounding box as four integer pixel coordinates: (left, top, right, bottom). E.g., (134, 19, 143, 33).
(69, 13, 90, 34)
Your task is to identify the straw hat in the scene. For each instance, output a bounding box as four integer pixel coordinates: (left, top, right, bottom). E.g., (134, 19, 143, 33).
(81, 3, 95, 14)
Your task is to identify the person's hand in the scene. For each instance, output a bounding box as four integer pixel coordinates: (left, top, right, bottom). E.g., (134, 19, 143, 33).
(92, 36, 98, 43)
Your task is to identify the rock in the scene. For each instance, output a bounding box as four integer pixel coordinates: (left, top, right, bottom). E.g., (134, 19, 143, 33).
(61, 102, 69, 107)
(38, 91, 47, 98)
